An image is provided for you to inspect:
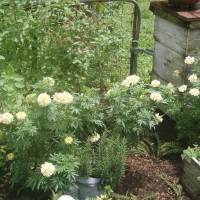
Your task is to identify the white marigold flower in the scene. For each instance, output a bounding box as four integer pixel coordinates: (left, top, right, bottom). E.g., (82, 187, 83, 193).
(188, 74, 198, 83)
(178, 85, 187, 93)
(155, 113, 163, 123)
(189, 88, 200, 96)
(1, 112, 14, 125)
(121, 79, 131, 87)
(7, 153, 14, 161)
(184, 56, 195, 64)
(167, 83, 174, 88)
(53, 91, 73, 104)
(43, 77, 55, 86)
(121, 74, 140, 87)
(150, 92, 162, 102)
(41, 162, 55, 177)
(37, 93, 51, 107)
(106, 89, 113, 95)
(58, 195, 75, 200)
(90, 132, 100, 143)
(173, 70, 180, 77)
(151, 80, 160, 88)
(64, 136, 73, 144)
(16, 112, 27, 120)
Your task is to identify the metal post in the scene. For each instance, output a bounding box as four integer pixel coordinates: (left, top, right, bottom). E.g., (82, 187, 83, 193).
(80, 0, 142, 75)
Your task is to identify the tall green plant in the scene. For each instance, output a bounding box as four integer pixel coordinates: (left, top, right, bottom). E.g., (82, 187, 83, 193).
(0, 0, 126, 90)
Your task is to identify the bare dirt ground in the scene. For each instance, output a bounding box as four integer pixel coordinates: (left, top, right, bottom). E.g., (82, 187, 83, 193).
(115, 153, 192, 200)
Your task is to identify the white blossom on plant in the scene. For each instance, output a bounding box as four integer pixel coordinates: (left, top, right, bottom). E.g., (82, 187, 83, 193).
(53, 91, 73, 104)
(16, 112, 27, 120)
(121, 74, 140, 87)
(150, 92, 162, 102)
(184, 56, 195, 64)
(173, 70, 180, 77)
(167, 83, 174, 88)
(188, 74, 198, 83)
(189, 88, 200, 96)
(64, 136, 73, 144)
(43, 77, 55, 86)
(151, 80, 160, 87)
(58, 195, 75, 200)
(1, 112, 14, 124)
(178, 85, 187, 93)
(7, 153, 14, 160)
(37, 93, 51, 107)
(41, 162, 55, 177)
(90, 132, 100, 143)
(155, 113, 163, 123)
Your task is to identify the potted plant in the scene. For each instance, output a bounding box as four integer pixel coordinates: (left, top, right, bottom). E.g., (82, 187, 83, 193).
(77, 130, 128, 200)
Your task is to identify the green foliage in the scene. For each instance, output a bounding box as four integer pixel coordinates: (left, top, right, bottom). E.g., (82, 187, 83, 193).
(0, 66, 25, 110)
(159, 173, 183, 200)
(104, 81, 158, 142)
(78, 130, 128, 188)
(0, 0, 126, 90)
(96, 132, 128, 188)
(132, 133, 183, 158)
(181, 146, 200, 160)
(156, 57, 200, 145)
(26, 153, 79, 192)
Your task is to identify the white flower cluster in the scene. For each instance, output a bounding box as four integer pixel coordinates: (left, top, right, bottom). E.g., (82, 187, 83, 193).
(41, 162, 55, 177)
(178, 85, 187, 93)
(121, 74, 140, 87)
(155, 113, 163, 123)
(151, 80, 160, 88)
(90, 132, 100, 143)
(188, 74, 198, 83)
(173, 70, 180, 77)
(16, 112, 27, 120)
(53, 91, 73, 104)
(0, 112, 14, 125)
(58, 195, 75, 200)
(150, 92, 162, 102)
(184, 56, 195, 65)
(189, 88, 200, 96)
(37, 93, 51, 107)
(43, 77, 55, 86)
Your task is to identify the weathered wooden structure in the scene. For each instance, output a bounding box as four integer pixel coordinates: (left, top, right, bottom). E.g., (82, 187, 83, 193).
(150, 1, 200, 86)
(181, 156, 200, 199)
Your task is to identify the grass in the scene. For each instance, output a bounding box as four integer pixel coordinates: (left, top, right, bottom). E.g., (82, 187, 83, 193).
(137, 0, 154, 82)
(104, 0, 155, 82)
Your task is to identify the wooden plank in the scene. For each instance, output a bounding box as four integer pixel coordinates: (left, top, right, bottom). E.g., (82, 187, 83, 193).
(152, 42, 184, 86)
(188, 30, 200, 50)
(154, 16, 187, 54)
(181, 157, 200, 199)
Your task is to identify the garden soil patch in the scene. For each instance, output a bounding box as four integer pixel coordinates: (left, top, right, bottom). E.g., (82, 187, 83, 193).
(115, 153, 193, 200)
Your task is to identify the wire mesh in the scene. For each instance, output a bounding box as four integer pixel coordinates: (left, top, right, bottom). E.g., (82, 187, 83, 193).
(84, 1, 136, 81)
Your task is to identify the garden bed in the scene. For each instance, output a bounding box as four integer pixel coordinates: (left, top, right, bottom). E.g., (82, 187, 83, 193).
(0, 153, 194, 199)
(116, 154, 192, 200)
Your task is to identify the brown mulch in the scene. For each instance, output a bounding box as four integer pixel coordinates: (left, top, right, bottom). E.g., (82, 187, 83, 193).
(115, 153, 192, 200)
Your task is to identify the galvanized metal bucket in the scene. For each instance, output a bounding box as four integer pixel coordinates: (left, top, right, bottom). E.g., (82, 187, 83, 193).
(77, 177, 104, 200)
